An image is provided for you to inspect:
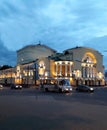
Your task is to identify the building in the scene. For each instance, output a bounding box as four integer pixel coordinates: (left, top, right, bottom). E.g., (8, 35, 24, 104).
(0, 44, 105, 86)
(53, 47, 104, 85)
(17, 44, 56, 64)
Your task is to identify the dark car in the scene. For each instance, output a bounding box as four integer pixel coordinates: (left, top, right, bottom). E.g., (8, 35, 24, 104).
(76, 85, 94, 92)
(11, 84, 22, 89)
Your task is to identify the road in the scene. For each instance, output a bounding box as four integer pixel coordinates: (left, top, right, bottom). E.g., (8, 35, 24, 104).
(0, 87, 107, 130)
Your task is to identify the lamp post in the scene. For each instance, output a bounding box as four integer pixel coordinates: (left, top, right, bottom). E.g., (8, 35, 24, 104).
(27, 65, 29, 87)
(11, 67, 13, 84)
(33, 59, 39, 85)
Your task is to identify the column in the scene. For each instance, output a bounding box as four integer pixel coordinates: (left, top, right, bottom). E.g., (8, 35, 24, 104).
(70, 63, 72, 76)
(83, 67, 85, 78)
(56, 63, 58, 76)
(92, 67, 94, 78)
(90, 66, 92, 78)
(65, 63, 67, 77)
(60, 62, 62, 76)
(85, 66, 87, 78)
(87, 67, 89, 78)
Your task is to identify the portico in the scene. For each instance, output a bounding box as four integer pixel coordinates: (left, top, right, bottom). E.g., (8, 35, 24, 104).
(55, 61, 73, 78)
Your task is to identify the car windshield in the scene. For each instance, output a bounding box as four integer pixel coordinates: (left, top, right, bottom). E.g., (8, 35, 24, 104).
(83, 85, 89, 88)
(59, 80, 70, 86)
(80, 85, 90, 89)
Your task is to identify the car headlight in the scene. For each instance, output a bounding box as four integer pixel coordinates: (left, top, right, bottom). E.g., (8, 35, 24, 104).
(16, 86, 18, 88)
(90, 88, 93, 90)
(65, 88, 68, 90)
(0, 85, 3, 87)
(70, 88, 72, 91)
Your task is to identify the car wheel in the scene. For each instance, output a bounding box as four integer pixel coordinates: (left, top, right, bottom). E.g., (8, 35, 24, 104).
(88, 90, 90, 92)
(59, 88, 62, 93)
(45, 88, 48, 92)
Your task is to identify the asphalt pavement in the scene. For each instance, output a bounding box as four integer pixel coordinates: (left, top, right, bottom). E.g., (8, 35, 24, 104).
(0, 87, 107, 130)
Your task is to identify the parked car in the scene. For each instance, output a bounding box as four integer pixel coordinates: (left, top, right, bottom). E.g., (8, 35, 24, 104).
(11, 84, 22, 89)
(76, 85, 94, 92)
(0, 84, 3, 89)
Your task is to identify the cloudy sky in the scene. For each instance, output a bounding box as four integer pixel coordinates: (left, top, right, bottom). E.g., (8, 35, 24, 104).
(0, 0, 107, 68)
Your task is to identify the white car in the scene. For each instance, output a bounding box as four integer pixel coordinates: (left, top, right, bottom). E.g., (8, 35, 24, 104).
(41, 79, 72, 93)
(59, 85, 73, 92)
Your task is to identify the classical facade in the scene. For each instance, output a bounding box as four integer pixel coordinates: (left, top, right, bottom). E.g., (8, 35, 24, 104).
(52, 46, 104, 86)
(0, 44, 105, 86)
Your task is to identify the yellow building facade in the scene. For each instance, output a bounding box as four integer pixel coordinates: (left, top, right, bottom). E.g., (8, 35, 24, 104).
(0, 44, 105, 86)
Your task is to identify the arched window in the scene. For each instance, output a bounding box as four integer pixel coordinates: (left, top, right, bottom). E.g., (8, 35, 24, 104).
(81, 53, 97, 78)
(39, 61, 45, 76)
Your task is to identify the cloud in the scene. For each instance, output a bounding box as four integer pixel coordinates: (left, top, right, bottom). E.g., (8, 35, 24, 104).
(0, 0, 107, 67)
(0, 38, 16, 66)
(83, 35, 107, 51)
(0, 0, 107, 50)
(83, 35, 107, 67)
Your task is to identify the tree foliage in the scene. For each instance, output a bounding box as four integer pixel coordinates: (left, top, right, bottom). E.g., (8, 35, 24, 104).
(0, 65, 12, 70)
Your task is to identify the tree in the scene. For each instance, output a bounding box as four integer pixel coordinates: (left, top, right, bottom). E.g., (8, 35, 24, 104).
(0, 65, 12, 70)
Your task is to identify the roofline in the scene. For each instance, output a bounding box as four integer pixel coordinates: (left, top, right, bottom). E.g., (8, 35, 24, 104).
(17, 43, 57, 53)
(64, 46, 102, 55)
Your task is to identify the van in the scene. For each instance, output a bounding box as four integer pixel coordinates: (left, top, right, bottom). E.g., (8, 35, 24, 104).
(40, 79, 72, 93)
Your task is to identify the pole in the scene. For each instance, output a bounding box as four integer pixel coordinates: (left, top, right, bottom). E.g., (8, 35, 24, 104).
(34, 59, 39, 85)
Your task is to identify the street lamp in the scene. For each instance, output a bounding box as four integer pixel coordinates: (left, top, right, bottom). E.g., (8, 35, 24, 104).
(33, 59, 39, 85)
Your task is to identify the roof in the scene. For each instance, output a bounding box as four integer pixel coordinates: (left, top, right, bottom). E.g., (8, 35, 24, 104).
(17, 43, 57, 53)
(64, 46, 102, 55)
